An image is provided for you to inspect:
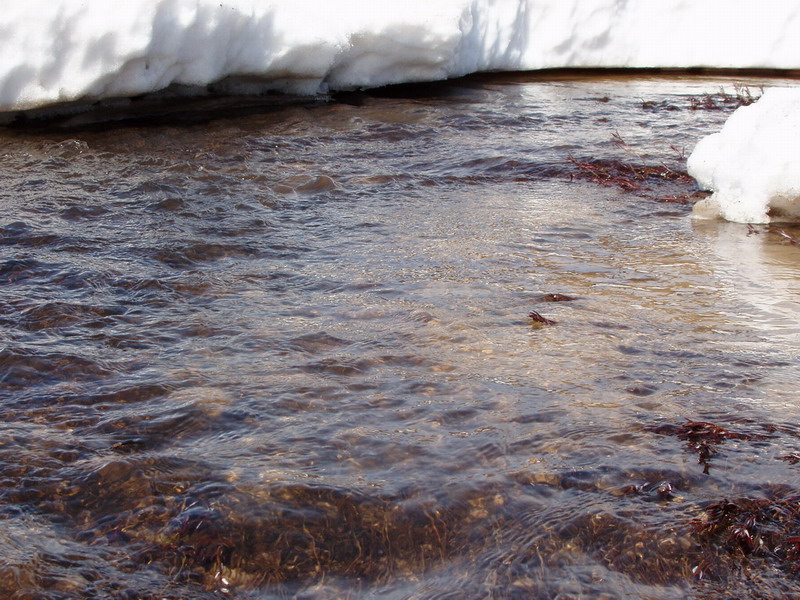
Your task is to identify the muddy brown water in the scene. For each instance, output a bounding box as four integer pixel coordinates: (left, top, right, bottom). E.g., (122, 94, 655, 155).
(1, 72, 800, 599)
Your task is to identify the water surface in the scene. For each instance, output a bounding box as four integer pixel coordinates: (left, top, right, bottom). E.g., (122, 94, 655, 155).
(2, 73, 800, 599)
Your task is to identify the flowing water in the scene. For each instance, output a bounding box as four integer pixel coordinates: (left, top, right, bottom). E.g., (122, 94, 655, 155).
(2, 72, 800, 600)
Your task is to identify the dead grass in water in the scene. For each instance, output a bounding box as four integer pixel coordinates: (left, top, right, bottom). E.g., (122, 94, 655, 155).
(569, 87, 761, 204)
(567, 131, 702, 204)
(641, 85, 762, 112)
(646, 417, 800, 583)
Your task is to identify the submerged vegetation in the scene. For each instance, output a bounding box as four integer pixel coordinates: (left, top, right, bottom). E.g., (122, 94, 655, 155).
(642, 417, 800, 582)
(687, 85, 762, 111)
(566, 130, 697, 204)
(568, 86, 760, 205)
(567, 154, 692, 194)
(641, 85, 762, 113)
(691, 495, 800, 574)
(645, 419, 768, 474)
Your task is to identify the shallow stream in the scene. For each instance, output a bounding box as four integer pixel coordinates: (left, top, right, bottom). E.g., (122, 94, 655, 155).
(2, 72, 800, 599)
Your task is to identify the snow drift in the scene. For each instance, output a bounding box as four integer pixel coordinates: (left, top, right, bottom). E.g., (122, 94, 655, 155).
(2, 0, 800, 113)
(689, 88, 800, 224)
(5, 0, 800, 226)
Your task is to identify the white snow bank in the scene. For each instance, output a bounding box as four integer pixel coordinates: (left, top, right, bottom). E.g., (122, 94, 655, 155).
(688, 88, 800, 224)
(3, 0, 800, 113)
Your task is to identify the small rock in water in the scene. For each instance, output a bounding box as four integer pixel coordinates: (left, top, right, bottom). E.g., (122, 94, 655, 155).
(539, 293, 576, 302)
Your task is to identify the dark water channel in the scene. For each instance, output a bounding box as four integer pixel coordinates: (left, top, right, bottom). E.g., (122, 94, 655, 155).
(2, 73, 800, 599)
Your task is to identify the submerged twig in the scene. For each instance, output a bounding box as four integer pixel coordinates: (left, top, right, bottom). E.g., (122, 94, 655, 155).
(568, 131, 691, 197)
(528, 311, 556, 326)
(772, 227, 800, 245)
(646, 419, 765, 474)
